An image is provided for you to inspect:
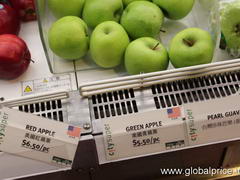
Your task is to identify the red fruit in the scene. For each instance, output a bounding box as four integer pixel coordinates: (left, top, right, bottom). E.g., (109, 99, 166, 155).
(0, 34, 31, 80)
(10, 0, 36, 22)
(0, 3, 20, 35)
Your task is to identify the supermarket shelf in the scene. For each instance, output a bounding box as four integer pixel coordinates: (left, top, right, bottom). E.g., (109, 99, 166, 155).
(0, 22, 77, 180)
(2, 1, 240, 180)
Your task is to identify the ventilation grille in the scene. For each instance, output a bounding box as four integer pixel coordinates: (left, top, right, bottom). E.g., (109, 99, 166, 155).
(16, 100, 65, 122)
(90, 89, 138, 120)
(152, 72, 240, 109)
(89, 72, 240, 121)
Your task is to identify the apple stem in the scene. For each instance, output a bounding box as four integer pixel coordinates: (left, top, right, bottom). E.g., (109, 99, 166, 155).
(153, 43, 160, 50)
(183, 39, 194, 47)
(30, 59, 35, 63)
(160, 29, 166, 33)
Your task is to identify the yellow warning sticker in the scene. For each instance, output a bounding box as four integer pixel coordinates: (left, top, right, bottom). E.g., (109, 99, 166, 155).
(22, 80, 34, 95)
(43, 78, 48, 83)
(21, 75, 72, 96)
(24, 86, 33, 93)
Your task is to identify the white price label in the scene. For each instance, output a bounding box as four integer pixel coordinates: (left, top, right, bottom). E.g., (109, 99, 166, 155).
(103, 108, 186, 160)
(103, 95, 240, 161)
(184, 95, 240, 146)
(0, 107, 80, 167)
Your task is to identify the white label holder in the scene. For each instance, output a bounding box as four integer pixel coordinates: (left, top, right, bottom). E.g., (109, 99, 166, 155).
(0, 107, 81, 167)
(102, 94, 240, 161)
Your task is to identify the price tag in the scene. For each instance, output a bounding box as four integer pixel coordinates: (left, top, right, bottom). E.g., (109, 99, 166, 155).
(0, 107, 80, 167)
(184, 95, 240, 146)
(103, 95, 240, 161)
(103, 108, 186, 161)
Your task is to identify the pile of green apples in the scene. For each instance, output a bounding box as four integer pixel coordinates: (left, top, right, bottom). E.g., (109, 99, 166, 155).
(48, 0, 215, 75)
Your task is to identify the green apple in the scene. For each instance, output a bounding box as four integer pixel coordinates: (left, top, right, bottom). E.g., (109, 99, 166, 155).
(169, 28, 214, 68)
(152, 0, 195, 20)
(221, 1, 240, 50)
(48, 0, 85, 18)
(90, 21, 130, 68)
(48, 16, 89, 60)
(82, 0, 123, 29)
(120, 1, 164, 39)
(122, 0, 150, 7)
(125, 37, 169, 75)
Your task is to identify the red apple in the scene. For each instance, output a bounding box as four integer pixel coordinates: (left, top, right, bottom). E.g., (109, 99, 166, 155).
(10, 0, 36, 22)
(0, 34, 31, 80)
(0, 3, 20, 35)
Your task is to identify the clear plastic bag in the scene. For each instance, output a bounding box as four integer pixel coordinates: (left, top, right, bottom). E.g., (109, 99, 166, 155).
(220, 0, 240, 58)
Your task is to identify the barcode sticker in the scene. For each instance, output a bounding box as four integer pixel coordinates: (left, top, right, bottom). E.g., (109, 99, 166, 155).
(0, 107, 80, 167)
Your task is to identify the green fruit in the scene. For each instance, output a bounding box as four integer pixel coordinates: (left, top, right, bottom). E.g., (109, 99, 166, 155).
(221, 1, 240, 50)
(169, 28, 214, 68)
(122, 0, 150, 6)
(120, 1, 164, 39)
(82, 0, 123, 29)
(152, 0, 195, 20)
(125, 37, 169, 75)
(90, 21, 130, 68)
(48, 0, 85, 18)
(48, 16, 89, 60)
